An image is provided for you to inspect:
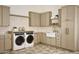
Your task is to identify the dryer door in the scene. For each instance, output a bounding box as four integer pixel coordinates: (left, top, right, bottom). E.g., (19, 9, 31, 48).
(26, 35, 34, 44)
(15, 36, 25, 46)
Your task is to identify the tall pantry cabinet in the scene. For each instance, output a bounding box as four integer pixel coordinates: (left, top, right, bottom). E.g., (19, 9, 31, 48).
(61, 6, 79, 51)
(0, 6, 10, 27)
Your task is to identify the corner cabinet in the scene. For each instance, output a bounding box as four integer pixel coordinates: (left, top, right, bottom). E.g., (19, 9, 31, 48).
(29, 11, 52, 27)
(29, 12, 40, 27)
(61, 6, 79, 51)
(0, 6, 10, 27)
(40, 12, 52, 27)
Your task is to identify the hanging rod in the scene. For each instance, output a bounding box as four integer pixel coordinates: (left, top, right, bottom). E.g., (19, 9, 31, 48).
(10, 14, 29, 18)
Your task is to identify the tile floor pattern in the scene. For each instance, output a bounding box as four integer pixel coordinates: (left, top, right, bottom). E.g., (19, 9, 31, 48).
(3, 44, 79, 54)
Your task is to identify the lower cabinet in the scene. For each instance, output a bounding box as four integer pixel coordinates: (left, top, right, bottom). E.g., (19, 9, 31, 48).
(34, 32, 61, 48)
(34, 32, 46, 44)
(34, 33, 39, 44)
(40, 33, 46, 43)
(46, 37, 55, 46)
(55, 39, 61, 47)
(34, 33, 41, 44)
(0, 39, 4, 52)
(55, 31, 61, 47)
(0, 33, 12, 53)
(46, 37, 61, 47)
(5, 33, 12, 50)
(5, 39, 11, 50)
(50, 37, 56, 46)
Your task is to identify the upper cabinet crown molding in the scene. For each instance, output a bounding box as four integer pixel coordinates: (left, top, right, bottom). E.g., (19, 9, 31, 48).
(29, 11, 52, 27)
(0, 5, 10, 27)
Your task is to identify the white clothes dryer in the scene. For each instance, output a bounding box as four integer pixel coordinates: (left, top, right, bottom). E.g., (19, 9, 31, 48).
(13, 32, 25, 50)
(24, 31, 34, 48)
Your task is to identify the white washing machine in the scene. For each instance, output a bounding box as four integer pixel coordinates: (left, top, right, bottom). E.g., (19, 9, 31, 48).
(24, 31, 34, 48)
(13, 32, 25, 50)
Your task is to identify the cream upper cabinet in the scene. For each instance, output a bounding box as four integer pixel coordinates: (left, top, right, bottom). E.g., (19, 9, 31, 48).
(29, 12, 40, 27)
(29, 11, 52, 27)
(0, 6, 2, 26)
(0, 6, 10, 27)
(2, 6, 10, 26)
(40, 12, 52, 27)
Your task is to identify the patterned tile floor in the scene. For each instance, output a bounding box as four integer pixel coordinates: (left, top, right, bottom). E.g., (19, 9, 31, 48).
(3, 44, 79, 54)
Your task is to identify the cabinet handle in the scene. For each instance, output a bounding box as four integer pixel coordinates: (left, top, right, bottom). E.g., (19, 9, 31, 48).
(65, 28, 69, 35)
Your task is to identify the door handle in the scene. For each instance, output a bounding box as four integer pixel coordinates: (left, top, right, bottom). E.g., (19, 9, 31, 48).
(65, 28, 69, 35)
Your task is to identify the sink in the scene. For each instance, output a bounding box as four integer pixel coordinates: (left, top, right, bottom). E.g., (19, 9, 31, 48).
(46, 32, 56, 37)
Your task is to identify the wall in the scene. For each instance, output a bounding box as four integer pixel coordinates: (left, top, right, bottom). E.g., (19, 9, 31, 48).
(0, 16, 53, 34)
(0, 5, 63, 35)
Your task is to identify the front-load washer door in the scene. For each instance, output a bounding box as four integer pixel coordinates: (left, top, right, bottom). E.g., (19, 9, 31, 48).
(15, 36, 25, 46)
(26, 35, 34, 44)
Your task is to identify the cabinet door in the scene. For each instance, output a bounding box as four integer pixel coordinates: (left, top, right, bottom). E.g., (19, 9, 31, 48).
(5, 39, 11, 50)
(41, 33, 46, 43)
(0, 39, 4, 52)
(56, 33, 61, 47)
(61, 7, 67, 22)
(61, 7, 68, 49)
(49, 37, 56, 46)
(66, 6, 75, 50)
(61, 22, 67, 49)
(46, 38, 51, 45)
(58, 9, 62, 26)
(66, 22, 75, 50)
(2, 6, 10, 26)
(41, 12, 52, 27)
(29, 12, 40, 27)
(67, 6, 75, 22)
(34, 33, 39, 44)
(0, 6, 2, 26)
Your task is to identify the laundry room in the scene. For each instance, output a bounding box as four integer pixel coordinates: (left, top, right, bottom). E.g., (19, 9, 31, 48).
(0, 5, 79, 54)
